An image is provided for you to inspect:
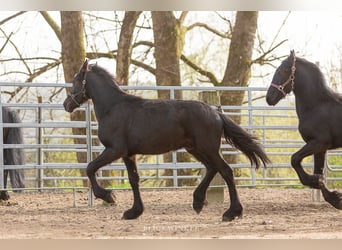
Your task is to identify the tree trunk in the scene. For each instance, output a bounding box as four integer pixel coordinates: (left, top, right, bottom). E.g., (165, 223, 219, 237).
(97, 11, 141, 187)
(152, 11, 183, 100)
(220, 11, 259, 177)
(220, 11, 258, 119)
(151, 11, 194, 187)
(116, 11, 142, 84)
(60, 11, 88, 186)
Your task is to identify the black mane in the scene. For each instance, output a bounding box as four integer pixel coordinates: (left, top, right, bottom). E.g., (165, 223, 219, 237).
(90, 64, 121, 89)
(295, 57, 342, 103)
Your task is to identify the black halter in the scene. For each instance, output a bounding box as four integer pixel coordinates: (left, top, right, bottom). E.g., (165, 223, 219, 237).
(69, 70, 89, 107)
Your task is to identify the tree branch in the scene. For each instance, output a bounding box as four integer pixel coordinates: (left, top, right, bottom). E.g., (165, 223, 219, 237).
(0, 11, 26, 26)
(181, 54, 219, 85)
(186, 22, 231, 39)
(178, 11, 188, 25)
(0, 32, 13, 53)
(26, 59, 62, 82)
(252, 39, 288, 65)
(40, 11, 62, 41)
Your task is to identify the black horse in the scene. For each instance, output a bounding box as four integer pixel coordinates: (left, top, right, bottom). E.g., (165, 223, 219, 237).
(1, 107, 25, 200)
(266, 50, 342, 209)
(63, 59, 269, 221)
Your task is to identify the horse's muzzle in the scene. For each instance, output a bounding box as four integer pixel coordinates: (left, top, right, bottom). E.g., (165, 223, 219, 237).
(266, 88, 282, 106)
(63, 96, 76, 113)
(266, 95, 276, 106)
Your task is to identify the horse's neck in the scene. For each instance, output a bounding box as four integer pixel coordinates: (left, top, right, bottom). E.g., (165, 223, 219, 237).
(294, 75, 337, 114)
(294, 88, 317, 112)
(88, 81, 127, 118)
(294, 64, 326, 111)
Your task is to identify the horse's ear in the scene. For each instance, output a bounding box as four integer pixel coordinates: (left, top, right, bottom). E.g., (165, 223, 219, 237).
(290, 50, 295, 58)
(80, 58, 89, 72)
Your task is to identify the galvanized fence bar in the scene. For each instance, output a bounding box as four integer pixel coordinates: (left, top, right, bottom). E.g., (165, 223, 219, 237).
(0, 82, 341, 194)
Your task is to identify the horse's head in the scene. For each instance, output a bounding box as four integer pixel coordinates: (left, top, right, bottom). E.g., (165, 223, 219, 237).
(266, 50, 296, 106)
(63, 59, 91, 113)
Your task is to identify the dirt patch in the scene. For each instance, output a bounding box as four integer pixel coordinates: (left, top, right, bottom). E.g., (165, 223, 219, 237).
(0, 188, 341, 239)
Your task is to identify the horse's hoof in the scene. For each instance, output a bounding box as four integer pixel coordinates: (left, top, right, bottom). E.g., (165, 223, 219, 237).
(0, 191, 10, 201)
(104, 191, 116, 205)
(193, 200, 208, 214)
(122, 208, 143, 220)
(327, 191, 342, 209)
(222, 213, 243, 222)
(321, 187, 342, 209)
(222, 207, 243, 222)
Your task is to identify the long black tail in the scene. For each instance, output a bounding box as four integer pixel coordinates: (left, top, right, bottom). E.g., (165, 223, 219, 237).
(219, 113, 270, 168)
(3, 108, 25, 190)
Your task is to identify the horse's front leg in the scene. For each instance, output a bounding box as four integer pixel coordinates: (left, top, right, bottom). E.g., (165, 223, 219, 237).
(291, 142, 325, 189)
(321, 187, 342, 209)
(122, 156, 144, 219)
(293, 147, 342, 209)
(314, 152, 342, 209)
(86, 148, 119, 204)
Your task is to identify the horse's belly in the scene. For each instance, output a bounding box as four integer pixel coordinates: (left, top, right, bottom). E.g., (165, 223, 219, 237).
(128, 130, 188, 155)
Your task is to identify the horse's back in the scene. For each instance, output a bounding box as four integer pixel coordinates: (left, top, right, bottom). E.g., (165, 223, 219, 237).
(100, 98, 223, 155)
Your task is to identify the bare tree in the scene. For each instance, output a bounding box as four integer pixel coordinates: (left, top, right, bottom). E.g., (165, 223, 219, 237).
(220, 12, 258, 115)
(60, 11, 88, 185)
(116, 11, 142, 84)
(152, 11, 186, 99)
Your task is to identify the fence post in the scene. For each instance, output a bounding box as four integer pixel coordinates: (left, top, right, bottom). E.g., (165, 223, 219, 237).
(85, 103, 94, 206)
(0, 89, 4, 191)
(37, 96, 43, 190)
(199, 91, 224, 203)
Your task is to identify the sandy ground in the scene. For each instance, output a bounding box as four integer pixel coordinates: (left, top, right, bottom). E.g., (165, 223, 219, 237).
(0, 187, 341, 239)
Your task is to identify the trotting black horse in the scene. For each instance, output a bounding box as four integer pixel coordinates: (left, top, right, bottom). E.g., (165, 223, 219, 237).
(63, 59, 269, 221)
(266, 50, 342, 209)
(1, 107, 25, 200)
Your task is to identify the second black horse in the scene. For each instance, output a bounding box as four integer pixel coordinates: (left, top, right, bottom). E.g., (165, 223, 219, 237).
(266, 50, 342, 210)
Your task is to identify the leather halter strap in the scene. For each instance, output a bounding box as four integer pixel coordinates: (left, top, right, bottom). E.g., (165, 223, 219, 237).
(271, 52, 296, 97)
(69, 70, 89, 107)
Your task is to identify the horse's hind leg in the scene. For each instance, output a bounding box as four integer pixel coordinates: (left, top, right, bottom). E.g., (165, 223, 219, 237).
(192, 167, 216, 213)
(214, 157, 243, 221)
(189, 149, 242, 221)
(186, 148, 216, 213)
(122, 156, 144, 220)
(86, 148, 119, 204)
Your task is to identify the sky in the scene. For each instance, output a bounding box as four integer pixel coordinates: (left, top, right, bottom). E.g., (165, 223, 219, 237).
(258, 11, 342, 63)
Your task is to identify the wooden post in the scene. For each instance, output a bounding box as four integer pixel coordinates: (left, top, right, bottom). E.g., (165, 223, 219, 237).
(199, 91, 224, 203)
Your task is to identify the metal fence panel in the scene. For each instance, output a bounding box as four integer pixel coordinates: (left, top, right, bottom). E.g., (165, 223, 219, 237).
(0, 82, 341, 192)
